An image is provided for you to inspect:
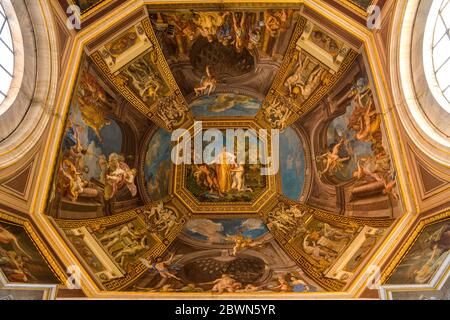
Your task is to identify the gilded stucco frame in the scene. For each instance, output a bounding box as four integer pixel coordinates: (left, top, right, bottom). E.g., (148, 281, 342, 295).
(29, 0, 421, 298)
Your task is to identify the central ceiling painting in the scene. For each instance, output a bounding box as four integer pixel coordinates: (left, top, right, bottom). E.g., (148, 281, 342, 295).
(172, 120, 279, 215)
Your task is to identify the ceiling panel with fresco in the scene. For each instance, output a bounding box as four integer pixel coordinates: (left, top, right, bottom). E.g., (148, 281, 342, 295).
(4, 0, 447, 300)
(38, 2, 403, 295)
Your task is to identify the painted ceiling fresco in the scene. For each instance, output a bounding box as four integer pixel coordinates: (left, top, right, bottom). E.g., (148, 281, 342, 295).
(148, 9, 302, 101)
(387, 219, 449, 285)
(129, 217, 323, 293)
(7, 0, 441, 299)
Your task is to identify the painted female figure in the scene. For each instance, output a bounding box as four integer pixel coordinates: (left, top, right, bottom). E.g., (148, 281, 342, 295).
(214, 147, 236, 194)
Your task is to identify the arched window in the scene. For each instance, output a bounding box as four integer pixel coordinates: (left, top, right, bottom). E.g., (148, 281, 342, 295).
(392, 0, 450, 164)
(0, 3, 14, 109)
(0, 0, 59, 168)
(424, 0, 450, 112)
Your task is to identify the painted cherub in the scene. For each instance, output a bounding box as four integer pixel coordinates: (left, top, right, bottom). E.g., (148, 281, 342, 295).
(224, 233, 263, 256)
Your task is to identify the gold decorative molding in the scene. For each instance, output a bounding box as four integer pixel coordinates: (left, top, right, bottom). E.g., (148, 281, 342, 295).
(338, 0, 371, 17)
(25, 0, 423, 298)
(172, 119, 279, 216)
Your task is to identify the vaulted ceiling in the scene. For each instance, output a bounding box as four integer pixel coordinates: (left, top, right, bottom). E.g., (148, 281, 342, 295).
(0, 0, 449, 300)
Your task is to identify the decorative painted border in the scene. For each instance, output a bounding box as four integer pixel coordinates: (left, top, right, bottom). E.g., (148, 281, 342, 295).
(256, 14, 359, 129)
(55, 202, 186, 291)
(262, 196, 394, 291)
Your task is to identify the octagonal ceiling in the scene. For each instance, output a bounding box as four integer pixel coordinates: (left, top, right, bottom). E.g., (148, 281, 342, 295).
(4, 0, 448, 300)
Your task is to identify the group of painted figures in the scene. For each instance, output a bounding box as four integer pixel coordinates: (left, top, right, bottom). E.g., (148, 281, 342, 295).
(316, 78, 398, 200)
(191, 147, 256, 198)
(136, 271, 315, 293)
(56, 71, 138, 207)
(266, 204, 362, 270)
(152, 10, 295, 98)
(153, 10, 293, 57)
(134, 250, 316, 293)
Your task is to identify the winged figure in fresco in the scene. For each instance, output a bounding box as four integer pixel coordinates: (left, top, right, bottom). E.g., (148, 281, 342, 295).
(139, 253, 182, 282)
(223, 233, 264, 256)
(316, 136, 351, 177)
(353, 97, 381, 142)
